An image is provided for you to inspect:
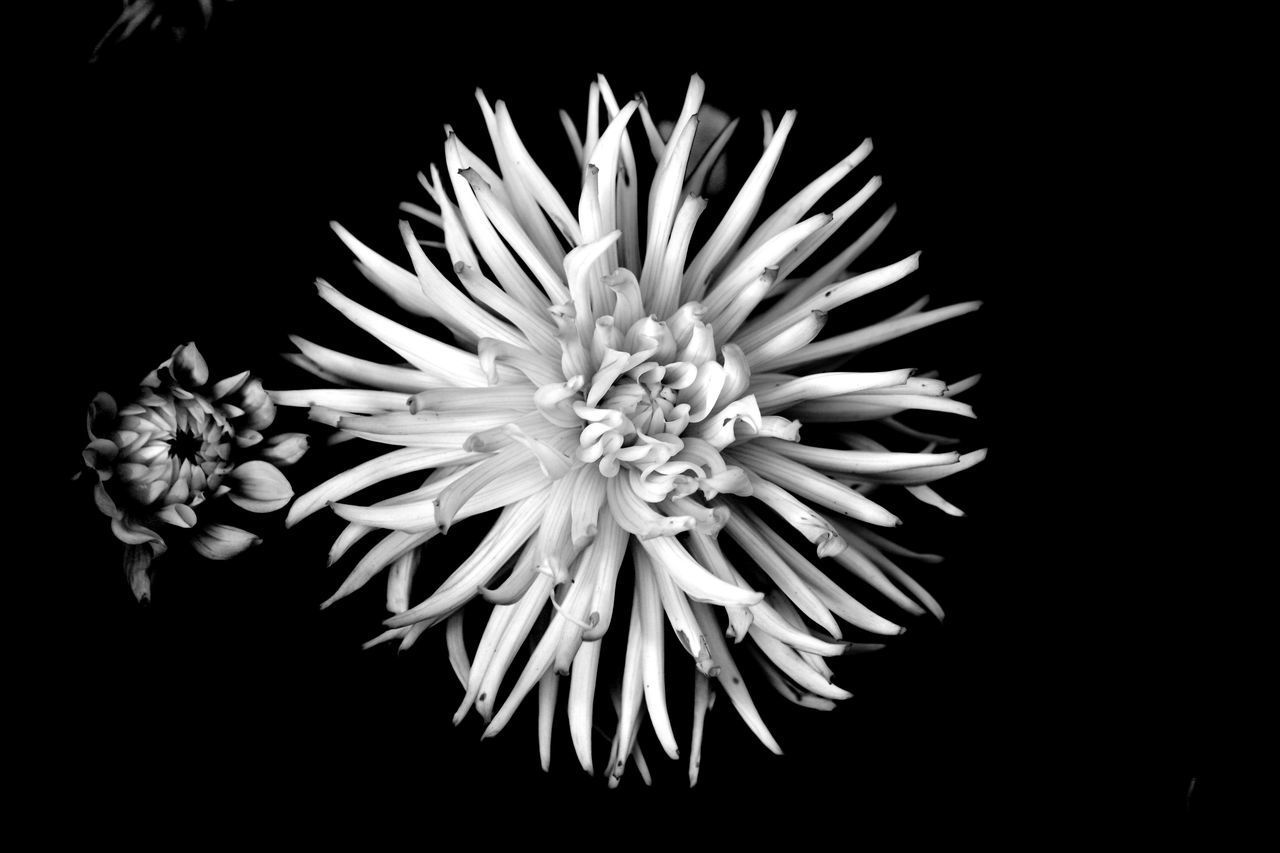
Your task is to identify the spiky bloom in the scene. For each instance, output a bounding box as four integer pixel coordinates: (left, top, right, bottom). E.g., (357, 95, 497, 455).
(83, 342, 308, 601)
(276, 74, 984, 786)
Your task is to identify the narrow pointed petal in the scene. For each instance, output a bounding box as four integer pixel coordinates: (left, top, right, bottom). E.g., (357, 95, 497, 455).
(683, 110, 796, 301)
(435, 444, 551, 533)
(458, 170, 570, 305)
(726, 442, 901, 527)
(744, 473, 846, 557)
(766, 204, 897, 306)
(741, 504, 906, 635)
(580, 505, 628, 641)
(594, 79, 642, 269)
(322, 528, 438, 609)
(749, 592, 852, 657)
(703, 213, 831, 322)
(477, 339, 563, 386)
(907, 484, 965, 516)
(330, 222, 435, 319)
(570, 464, 607, 548)
(722, 274, 790, 359)
(313, 280, 493, 386)
(473, 573, 555, 722)
(287, 446, 481, 527)
(720, 507, 841, 637)
(385, 548, 420, 614)
(638, 535, 764, 608)
(875, 557, 946, 622)
(609, 583, 647, 785)
(752, 370, 918, 417)
(684, 531, 755, 642)
(683, 116, 739, 200)
(640, 117, 700, 312)
(840, 448, 987, 485)
(645, 545, 718, 675)
(484, 553, 598, 739)
(454, 597, 520, 724)
(586, 98, 640, 256)
(766, 301, 984, 373)
(826, 522, 928, 619)
(444, 132, 550, 313)
(689, 673, 712, 786)
(791, 393, 976, 423)
(475, 92, 566, 264)
(480, 546, 540, 606)
(408, 384, 536, 414)
(384, 492, 548, 627)
(269, 388, 412, 413)
(445, 610, 470, 687)
(736, 253, 921, 351)
(653, 194, 708, 316)
(844, 523, 944, 564)
(750, 628, 852, 701)
(690, 600, 783, 755)
(729, 139, 872, 266)
(537, 671, 559, 771)
(495, 101, 581, 245)
(606, 472, 695, 539)
(752, 648, 838, 711)
(453, 263, 560, 354)
(759, 437, 961, 474)
(634, 549, 680, 759)
(568, 638, 601, 775)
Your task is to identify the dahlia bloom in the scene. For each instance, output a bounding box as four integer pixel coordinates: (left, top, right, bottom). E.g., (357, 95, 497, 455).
(276, 74, 983, 785)
(83, 342, 308, 601)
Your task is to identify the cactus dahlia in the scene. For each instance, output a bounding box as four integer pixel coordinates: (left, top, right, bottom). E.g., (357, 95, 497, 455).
(275, 74, 984, 786)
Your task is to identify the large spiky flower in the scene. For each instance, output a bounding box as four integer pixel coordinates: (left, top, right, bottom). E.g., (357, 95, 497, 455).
(274, 74, 984, 786)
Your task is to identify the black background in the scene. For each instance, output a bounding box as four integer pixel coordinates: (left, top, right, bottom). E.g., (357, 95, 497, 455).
(35, 2, 1219, 841)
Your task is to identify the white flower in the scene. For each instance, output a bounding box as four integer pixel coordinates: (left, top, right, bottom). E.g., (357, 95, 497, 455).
(275, 74, 984, 786)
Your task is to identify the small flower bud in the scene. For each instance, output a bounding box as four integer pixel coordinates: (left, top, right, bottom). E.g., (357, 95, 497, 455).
(258, 432, 309, 467)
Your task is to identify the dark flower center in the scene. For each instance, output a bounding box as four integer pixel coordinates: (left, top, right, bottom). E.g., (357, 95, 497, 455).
(167, 428, 204, 464)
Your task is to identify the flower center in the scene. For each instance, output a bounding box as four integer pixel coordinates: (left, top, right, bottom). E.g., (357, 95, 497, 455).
(540, 302, 728, 483)
(167, 427, 205, 464)
(114, 391, 236, 505)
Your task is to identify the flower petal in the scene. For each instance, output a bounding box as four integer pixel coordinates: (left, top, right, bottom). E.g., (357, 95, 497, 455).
(124, 544, 153, 603)
(86, 392, 117, 439)
(155, 503, 198, 528)
(170, 342, 209, 388)
(257, 432, 309, 467)
(190, 523, 260, 560)
(110, 515, 165, 547)
(226, 460, 293, 514)
(82, 438, 118, 475)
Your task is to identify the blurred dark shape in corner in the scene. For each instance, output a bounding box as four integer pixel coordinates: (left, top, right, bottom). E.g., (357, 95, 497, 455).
(89, 0, 231, 63)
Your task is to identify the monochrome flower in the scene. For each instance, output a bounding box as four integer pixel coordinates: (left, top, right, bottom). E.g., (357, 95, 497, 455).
(276, 74, 983, 785)
(83, 342, 307, 601)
